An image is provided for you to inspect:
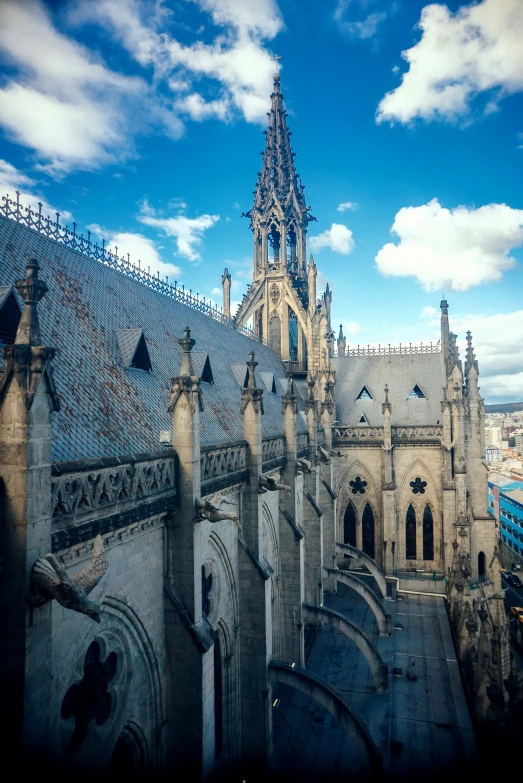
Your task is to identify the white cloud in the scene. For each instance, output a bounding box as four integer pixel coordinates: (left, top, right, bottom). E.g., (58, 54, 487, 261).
(420, 305, 438, 320)
(337, 201, 358, 212)
(138, 202, 220, 262)
(480, 372, 523, 402)
(88, 223, 182, 281)
(334, 0, 386, 39)
(0, 0, 148, 174)
(375, 199, 523, 292)
(377, 0, 523, 125)
(345, 321, 362, 336)
(451, 310, 523, 380)
(309, 223, 355, 255)
(75, 0, 283, 126)
(0, 158, 71, 219)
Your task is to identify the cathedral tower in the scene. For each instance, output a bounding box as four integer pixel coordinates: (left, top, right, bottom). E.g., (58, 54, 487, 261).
(234, 70, 331, 376)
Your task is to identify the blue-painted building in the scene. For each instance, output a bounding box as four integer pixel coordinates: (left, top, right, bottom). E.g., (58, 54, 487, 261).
(488, 474, 523, 559)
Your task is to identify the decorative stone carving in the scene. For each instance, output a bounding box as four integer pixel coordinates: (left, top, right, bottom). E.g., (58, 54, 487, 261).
(296, 432, 309, 454)
(201, 444, 247, 483)
(61, 640, 117, 753)
(262, 436, 285, 465)
(270, 282, 280, 305)
(30, 534, 108, 621)
(51, 455, 175, 523)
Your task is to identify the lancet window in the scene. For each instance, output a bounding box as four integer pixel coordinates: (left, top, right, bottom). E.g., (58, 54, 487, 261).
(343, 502, 357, 547)
(362, 503, 375, 559)
(422, 504, 434, 561)
(406, 504, 416, 560)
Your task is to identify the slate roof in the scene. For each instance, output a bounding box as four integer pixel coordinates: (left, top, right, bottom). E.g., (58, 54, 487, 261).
(116, 329, 144, 368)
(332, 353, 445, 427)
(0, 216, 305, 462)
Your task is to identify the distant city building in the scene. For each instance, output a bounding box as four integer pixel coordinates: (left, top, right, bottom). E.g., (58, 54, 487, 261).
(486, 445, 503, 463)
(489, 474, 523, 561)
(485, 426, 502, 447)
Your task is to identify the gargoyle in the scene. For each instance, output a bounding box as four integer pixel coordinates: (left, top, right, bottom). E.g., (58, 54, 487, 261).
(259, 475, 290, 493)
(318, 446, 331, 464)
(29, 534, 108, 622)
(296, 458, 312, 474)
(440, 437, 456, 451)
(196, 498, 239, 524)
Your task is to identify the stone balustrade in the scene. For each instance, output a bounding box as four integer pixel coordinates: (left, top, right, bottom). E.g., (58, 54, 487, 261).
(333, 425, 443, 445)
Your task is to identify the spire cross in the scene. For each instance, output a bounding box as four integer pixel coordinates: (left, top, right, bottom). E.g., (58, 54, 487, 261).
(271, 53, 282, 72)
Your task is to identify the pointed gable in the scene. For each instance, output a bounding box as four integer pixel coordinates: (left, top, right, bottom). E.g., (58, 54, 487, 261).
(260, 371, 277, 394)
(116, 329, 151, 371)
(408, 384, 426, 399)
(359, 414, 369, 425)
(0, 285, 22, 345)
(192, 351, 213, 384)
(356, 385, 373, 400)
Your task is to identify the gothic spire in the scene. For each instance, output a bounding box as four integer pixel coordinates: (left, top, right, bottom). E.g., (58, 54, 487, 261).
(253, 72, 306, 214)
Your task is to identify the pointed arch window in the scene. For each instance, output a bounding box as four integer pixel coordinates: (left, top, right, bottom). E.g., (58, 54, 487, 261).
(359, 414, 369, 425)
(478, 551, 486, 582)
(406, 504, 416, 560)
(289, 309, 298, 362)
(356, 386, 373, 400)
(362, 503, 375, 559)
(422, 504, 434, 561)
(408, 385, 425, 399)
(343, 502, 356, 547)
(269, 313, 281, 356)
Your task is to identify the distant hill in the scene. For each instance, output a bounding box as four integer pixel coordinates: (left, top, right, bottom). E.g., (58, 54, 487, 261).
(485, 402, 523, 414)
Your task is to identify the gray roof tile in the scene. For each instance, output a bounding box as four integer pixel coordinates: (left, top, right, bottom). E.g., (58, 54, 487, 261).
(0, 216, 305, 461)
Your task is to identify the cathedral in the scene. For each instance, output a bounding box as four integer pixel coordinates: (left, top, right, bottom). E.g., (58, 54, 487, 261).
(0, 71, 513, 779)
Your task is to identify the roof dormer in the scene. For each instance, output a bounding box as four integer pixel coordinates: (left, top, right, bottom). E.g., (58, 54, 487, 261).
(116, 329, 152, 372)
(0, 286, 22, 345)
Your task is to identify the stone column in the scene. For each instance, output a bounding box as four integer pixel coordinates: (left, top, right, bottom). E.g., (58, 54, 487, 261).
(279, 377, 304, 665)
(238, 353, 272, 769)
(382, 385, 395, 574)
(0, 260, 60, 759)
(165, 327, 214, 777)
(320, 383, 337, 592)
(303, 377, 323, 605)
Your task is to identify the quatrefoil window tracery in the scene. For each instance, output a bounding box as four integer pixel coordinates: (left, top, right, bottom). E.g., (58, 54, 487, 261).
(350, 476, 367, 495)
(410, 477, 427, 495)
(61, 641, 117, 754)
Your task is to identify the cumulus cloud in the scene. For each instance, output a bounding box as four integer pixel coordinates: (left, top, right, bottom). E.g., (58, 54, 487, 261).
(309, 223, 355, 255)
(377, 0, 523, 124)
(0, 0, 149, 175)
(480, 372, 523, 402)
(74, 0, 283, 125)
(420, 305, 438, 320)
(88, 223, 182, 281)
(138, 202, 219, 262)
(334, 0, 386, 39)
(0, 158, 71, 219)
(375, 199, 523, 292)
(337, 201, 358, 212)
(451, 310, 523, 381)
(345, 321, 362, 336)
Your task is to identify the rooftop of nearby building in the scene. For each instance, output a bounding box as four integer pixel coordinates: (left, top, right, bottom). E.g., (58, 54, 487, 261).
(0, 215, 304, 463)
(332, 352, 445, 427)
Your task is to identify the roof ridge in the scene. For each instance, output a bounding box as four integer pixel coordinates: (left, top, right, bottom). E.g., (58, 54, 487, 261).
(0, 193, 264, 344)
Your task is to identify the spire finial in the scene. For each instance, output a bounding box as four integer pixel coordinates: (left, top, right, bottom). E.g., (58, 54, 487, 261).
(384, 384, 389, 404)
(14, 259, 49, 345)
(246, 351, 258, 390)
(178, 326, 195, 376)
(271, 52, 282, 78)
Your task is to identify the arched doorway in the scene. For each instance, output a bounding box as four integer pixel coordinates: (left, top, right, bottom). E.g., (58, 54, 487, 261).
(406, 504, 416, 560)
(422, 504, 434, 561)
(478, 551, 486, 582)
(362, 503, 375, 560)
(343, 503, 356, 547)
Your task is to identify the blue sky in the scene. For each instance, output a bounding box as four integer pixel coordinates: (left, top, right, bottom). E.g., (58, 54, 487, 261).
(0, 0, 522, 401)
